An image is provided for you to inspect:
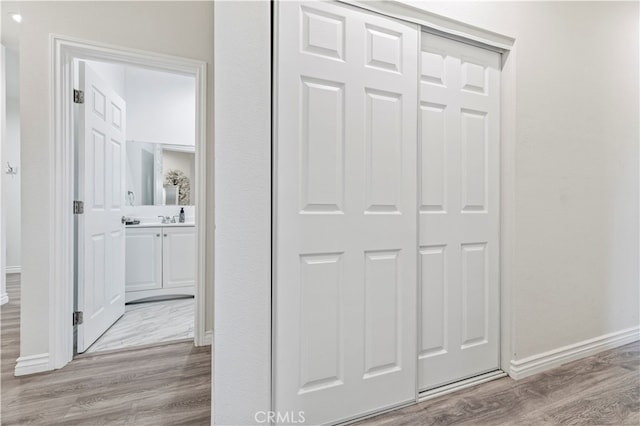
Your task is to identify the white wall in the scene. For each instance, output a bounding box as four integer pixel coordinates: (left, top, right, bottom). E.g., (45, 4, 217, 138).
(84, 61, 195, 148)
(214, 1, 272, 424)
(15, 0, 214, 366)
(1, 45, 6, 305)
(125, 66, 195, 146)
(5, 47, 20, 273)
(84, 60, 125, 99)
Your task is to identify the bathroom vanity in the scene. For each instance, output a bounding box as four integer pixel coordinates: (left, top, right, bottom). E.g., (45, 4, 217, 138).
(124, 223, 195, 303)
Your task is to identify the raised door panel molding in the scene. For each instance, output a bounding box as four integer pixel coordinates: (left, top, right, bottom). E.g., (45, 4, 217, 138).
(298, 253, 344, 394)
(364, 250, 401, 378)
(300, 78, 345, 214)
(301, 5, 346, 61)
(420, 102, 447, 213)
(419, 245, 447, 359)
(364, 89, 403, 214)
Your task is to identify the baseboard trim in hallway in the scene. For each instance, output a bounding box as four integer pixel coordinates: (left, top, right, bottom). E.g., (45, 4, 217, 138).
(204, 330, 213, 345)
(14, 353, 51, 376)
(510, 325, 640, 379)
(5, 266, 21, 275)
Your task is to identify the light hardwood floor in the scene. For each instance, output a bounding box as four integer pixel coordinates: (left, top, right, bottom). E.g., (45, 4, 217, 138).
(2, 275, 638, 425)
(1, 277, 210, 425)
(356, 342, 640, 426)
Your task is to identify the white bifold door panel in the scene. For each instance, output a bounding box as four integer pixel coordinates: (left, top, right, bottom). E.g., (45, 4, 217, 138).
(76, 62, 127, 353)
(418, 33, 501, 390)
(274, 1, 418, 424)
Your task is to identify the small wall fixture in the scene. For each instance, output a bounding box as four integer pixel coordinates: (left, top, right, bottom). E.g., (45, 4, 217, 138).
(6, 162, 18, 176)
(8, 12, 22, 23)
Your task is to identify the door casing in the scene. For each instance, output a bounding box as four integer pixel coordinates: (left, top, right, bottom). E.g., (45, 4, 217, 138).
(50, 35, 208, 369)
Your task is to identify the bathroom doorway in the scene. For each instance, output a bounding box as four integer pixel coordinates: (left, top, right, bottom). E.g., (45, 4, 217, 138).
(73, 58, 200, 355)
(49, 36, 208, 368)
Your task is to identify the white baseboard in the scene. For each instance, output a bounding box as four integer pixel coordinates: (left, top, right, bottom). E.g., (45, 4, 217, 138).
(6, 266, 21, 274)
(204, 330, 213, 346)
(509, 326, 640, 380)
(15, 353, 51, 376)
(0, 292, 8, 305)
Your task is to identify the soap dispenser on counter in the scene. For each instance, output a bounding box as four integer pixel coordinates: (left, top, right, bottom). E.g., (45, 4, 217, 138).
(179, 207, 185, 223)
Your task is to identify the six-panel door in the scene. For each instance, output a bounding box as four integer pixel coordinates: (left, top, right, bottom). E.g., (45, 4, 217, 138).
(418, 33, 501, 390)
(76, 62, 127, 353)
(274, 1, 418, 424)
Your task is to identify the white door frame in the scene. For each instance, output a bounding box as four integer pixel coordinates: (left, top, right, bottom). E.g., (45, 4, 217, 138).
(50, 34, 207, 369)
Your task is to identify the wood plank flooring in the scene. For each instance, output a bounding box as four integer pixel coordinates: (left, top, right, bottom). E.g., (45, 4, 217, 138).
(2, 274, 638, 425)
(357, 341, 640, 426)
(1, 277, 211, 425)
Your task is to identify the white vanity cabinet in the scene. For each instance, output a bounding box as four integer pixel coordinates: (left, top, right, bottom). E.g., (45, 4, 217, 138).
(125, 225, 195, 302)
(163, 227, 197, 288)
(125, 227, 163, 292)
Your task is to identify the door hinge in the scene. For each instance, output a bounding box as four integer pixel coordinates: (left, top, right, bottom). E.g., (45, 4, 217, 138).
(73, 311, 84, 326)
(73, 200, 84, 215)
(73, 89, 84, 104)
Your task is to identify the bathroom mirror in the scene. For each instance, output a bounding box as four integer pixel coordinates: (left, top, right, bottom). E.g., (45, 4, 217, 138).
(125, 140, 195, 206)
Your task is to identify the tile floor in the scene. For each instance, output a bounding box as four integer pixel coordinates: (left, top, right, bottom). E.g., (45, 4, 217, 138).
(86, 297, 194, 353)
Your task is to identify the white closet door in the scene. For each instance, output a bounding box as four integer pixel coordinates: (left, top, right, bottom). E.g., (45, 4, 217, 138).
(418, 33, 501, 390)
(274, 1, 418, 424)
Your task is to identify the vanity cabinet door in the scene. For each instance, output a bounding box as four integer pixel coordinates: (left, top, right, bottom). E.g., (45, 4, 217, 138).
(125, 227, 163, 292)
(163, 227, 196, 288)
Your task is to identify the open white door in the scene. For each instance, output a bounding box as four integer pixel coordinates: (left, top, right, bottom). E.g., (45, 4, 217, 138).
(76, 62, 127, 353)
(418, 33, 501, 390)
(274, 2, 418, 424)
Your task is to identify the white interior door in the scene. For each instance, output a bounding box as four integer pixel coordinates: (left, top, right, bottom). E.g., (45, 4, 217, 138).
(274, 2, 418, 424)
(76, 62, 127, 353)
(418, 32, 501, 390)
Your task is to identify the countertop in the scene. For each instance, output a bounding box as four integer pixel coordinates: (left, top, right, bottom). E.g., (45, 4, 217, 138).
(125, 222, 195, 228)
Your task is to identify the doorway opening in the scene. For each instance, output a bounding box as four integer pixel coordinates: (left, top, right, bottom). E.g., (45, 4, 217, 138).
(73, 59, 199, 355)
(50, 36, 207, 369)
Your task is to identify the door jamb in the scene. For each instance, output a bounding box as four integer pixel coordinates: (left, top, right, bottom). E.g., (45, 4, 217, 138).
(50, 34, 208, 368)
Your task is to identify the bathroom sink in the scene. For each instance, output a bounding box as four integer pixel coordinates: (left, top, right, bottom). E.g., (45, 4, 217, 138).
(125, 222, 195, 228)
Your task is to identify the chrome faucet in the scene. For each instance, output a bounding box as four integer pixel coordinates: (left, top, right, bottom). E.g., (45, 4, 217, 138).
(158, 215, 172, 224)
